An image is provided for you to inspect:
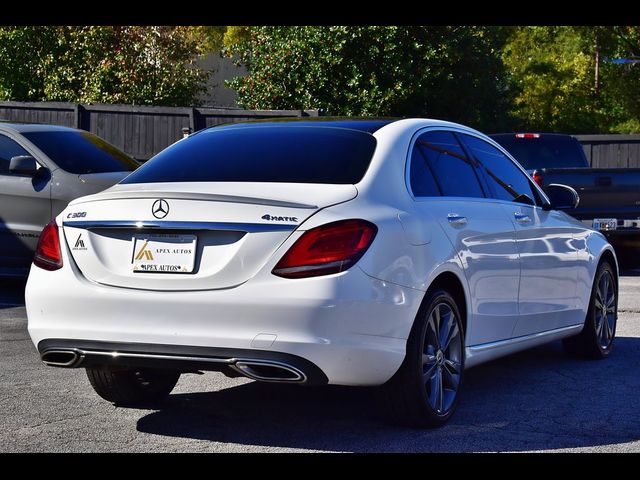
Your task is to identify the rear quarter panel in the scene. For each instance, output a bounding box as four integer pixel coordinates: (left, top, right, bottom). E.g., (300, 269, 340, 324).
(564, 211, 618, 311)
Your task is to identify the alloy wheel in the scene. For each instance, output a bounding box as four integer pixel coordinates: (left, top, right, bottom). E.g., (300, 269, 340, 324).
(594, 271, 616, 350)
(422, 302, 463, 415)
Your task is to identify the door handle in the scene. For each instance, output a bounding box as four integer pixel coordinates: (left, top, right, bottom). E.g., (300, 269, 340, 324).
(514, 212, 532, 224)
(447, 213, 468, 226)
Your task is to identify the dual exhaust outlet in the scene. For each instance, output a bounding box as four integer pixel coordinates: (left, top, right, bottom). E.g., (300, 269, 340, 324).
(40, 349, 307, 383)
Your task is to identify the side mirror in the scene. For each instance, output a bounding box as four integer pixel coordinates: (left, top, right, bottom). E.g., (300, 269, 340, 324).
(9, 155, 38, 176)
(544, 183, 579, 210)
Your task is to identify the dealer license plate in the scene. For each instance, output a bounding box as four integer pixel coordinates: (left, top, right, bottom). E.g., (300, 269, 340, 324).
(592, 218, 617, 231)
(132, 234, 197, 273)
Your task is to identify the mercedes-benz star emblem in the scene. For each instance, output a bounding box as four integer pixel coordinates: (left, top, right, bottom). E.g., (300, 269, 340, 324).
(152, 199, 169, 219)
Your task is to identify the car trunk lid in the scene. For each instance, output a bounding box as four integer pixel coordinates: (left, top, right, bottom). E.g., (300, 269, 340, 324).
(62, 182, 357, 291)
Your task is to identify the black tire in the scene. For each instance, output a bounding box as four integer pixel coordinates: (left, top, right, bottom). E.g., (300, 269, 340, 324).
(563, 260, 617, 359)
(380, 288, 465, 428)
(86, 366, 180, 406)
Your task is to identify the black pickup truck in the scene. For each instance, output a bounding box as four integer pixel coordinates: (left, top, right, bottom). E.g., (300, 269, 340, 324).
(491, 133, 640, 261)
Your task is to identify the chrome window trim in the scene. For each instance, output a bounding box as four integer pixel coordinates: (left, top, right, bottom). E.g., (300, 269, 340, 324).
(404, 125, 551, 209)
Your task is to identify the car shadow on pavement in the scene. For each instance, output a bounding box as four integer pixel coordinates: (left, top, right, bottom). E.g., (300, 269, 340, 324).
(137, 337, 640, 452)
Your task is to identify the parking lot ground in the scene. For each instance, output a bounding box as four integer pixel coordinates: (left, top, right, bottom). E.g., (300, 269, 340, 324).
(1, 273, 640, 452)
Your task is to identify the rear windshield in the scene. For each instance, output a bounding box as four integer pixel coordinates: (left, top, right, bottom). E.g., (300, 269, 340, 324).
(23, 131, 138, 174)
(121, 126, 377, 185)
(490, 135, 586, 169)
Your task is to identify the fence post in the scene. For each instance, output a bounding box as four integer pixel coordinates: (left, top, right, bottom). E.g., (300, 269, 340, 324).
(74, 104, 88, 131)
(191, 107, 206, 132)
(188, 107, 197, 132)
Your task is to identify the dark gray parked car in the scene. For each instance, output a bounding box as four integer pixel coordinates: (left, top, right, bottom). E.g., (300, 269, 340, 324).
(0, 123, 138, 277)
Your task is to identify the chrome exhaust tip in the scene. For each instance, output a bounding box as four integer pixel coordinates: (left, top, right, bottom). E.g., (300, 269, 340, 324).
(233, 360, 306, 383)
(41, 350, 82, 368)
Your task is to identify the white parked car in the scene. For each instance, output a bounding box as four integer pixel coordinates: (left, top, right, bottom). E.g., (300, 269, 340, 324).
(25, 118, 618, 427)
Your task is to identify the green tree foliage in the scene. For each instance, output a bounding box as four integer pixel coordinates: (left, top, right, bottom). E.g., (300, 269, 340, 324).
(503, 26, 640, 133)
(595, 26, 640, 133)
(187, 26, 227, 55)
(502, 27, 599, 132)
(3, 26, 640, 133)
(225, 26, 514, 130)
(0, 26, 210, 106)
(227, 26, 640, 133)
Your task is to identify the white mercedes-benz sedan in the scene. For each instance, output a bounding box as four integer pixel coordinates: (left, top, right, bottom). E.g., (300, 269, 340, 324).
(25, 118, 618, 427)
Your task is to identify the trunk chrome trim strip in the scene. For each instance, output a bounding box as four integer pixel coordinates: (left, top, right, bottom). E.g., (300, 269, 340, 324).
(63, 220, 297, 233)
(69, 191, 319, 209)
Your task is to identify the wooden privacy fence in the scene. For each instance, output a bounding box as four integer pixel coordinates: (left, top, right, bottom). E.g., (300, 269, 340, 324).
(1, 102, 639, 168)
(576, 134, 640, 168)
(0, 101, 320, 161)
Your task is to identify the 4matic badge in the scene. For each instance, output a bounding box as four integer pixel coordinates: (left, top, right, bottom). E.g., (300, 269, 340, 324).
(72, 234, 88, 251)
(262, 214, 298, 222)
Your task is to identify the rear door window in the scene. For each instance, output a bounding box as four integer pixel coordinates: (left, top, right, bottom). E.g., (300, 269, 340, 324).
(462, 134, 540, 205)
(410, 130, 485, 198)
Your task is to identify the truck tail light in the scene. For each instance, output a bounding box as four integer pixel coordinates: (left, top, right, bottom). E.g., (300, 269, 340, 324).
(532, 170, 544, 187)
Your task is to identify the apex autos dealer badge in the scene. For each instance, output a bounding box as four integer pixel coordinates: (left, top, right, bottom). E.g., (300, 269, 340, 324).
(72, 234, 88, 251)
(131, 233, 197, 273)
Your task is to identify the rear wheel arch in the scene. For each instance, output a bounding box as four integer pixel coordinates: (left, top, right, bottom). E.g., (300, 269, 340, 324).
(422, 271, 468, 339)
(599, 248, 618, 290)
(380, 271, 468, 427)
(563, 253, 617, 359)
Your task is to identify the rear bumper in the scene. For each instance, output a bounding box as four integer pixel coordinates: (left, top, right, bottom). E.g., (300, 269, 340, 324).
(26, 258, 423, 386)
(38, 339, 328, 385)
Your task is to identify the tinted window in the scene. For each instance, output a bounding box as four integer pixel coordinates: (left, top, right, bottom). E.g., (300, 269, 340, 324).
(410, 131, 484, 198)
(490, 135, 586, 169)
(122, 126, 377, 185)
(409, 136, 440, 197)
(22, 131, 138, 175)
(0, 134, 30, 175)
(463, 135, 539, 205)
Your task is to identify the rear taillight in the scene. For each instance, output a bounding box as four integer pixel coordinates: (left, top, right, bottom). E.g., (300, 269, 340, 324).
(515, 133, 541, 139)
(33, 220, 63, 271)
(532, 170, 544, 187)
(272, 219, 377, 279)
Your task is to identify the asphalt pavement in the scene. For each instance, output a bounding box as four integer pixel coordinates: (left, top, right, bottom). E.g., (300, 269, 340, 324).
(1, 274, 640, 452)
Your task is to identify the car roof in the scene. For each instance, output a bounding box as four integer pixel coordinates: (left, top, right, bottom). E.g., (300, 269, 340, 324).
(0, 122, 80, 134)
(210, 116, 400, 134)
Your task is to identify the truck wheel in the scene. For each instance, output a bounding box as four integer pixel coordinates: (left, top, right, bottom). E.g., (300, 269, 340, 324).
(381, 288, 465, 428)
(86, 366, 180, 406)
(563, 260, 617, 359)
